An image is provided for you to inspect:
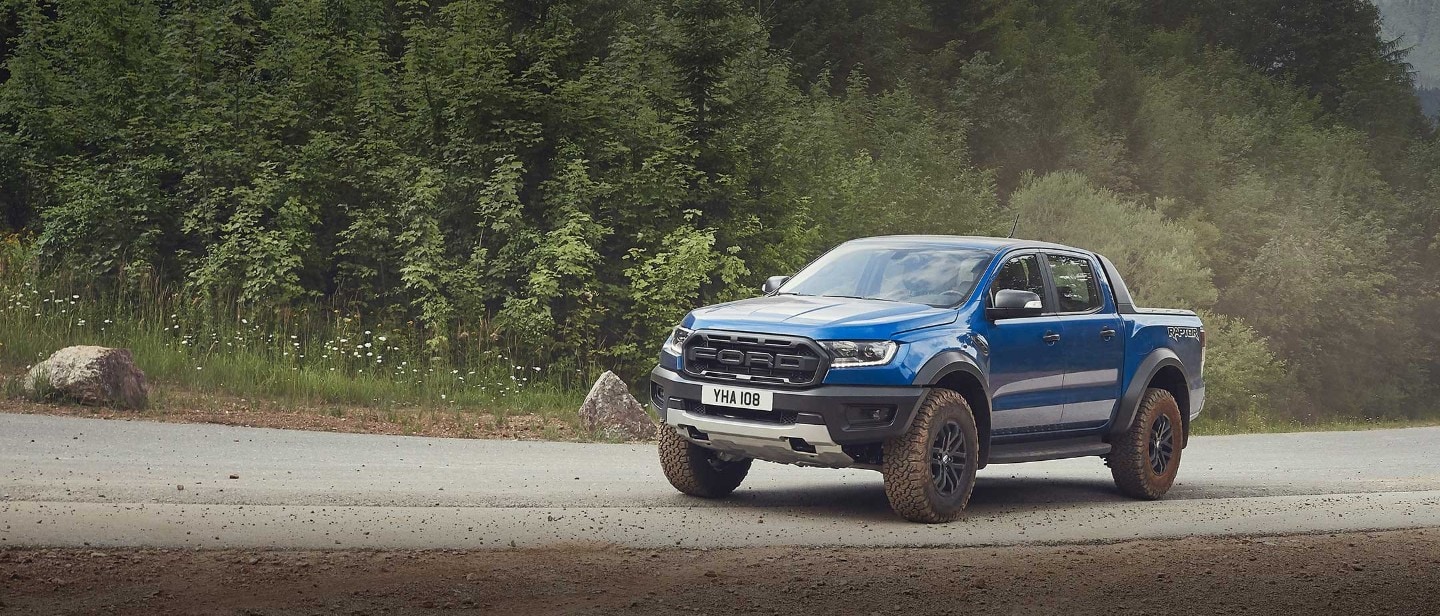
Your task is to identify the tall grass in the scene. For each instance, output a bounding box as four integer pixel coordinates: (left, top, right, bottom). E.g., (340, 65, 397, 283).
(0, 236, 588, 414)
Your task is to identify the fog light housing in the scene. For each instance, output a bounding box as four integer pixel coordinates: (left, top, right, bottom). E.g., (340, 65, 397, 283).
(846, 405, 896, 427)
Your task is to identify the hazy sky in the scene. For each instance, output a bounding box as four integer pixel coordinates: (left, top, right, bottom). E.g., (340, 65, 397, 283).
(1375, 0, 1439, 90)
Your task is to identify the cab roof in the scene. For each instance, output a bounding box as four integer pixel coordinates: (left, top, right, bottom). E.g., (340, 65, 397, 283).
(844, 235, 1087, 254)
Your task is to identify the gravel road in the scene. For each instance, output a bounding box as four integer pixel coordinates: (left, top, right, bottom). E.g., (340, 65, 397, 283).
(2, 413, 1438, 549)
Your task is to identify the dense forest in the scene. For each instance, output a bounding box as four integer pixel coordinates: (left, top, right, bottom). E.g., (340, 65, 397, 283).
(1, 0, 1437, 426)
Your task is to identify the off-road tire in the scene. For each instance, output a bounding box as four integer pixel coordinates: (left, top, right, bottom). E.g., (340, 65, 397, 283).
(1109, 388, 1184, 499)
(881, 388, 980, 523)
(657, 427, 751, 498)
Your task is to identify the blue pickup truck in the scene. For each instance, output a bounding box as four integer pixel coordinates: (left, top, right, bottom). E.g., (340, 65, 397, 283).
(651, 236, 1205, 522)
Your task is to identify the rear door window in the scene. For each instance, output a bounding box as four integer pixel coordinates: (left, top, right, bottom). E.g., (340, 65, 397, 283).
(1045, 253, 1101, 313)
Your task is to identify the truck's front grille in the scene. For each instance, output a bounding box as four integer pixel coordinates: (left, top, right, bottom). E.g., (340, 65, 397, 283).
(681, 330, 827, 388)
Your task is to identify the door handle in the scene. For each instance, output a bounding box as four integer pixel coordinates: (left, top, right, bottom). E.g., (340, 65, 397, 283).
(1043, 331, 1061, 344)
(1100, 327, 1116, 339)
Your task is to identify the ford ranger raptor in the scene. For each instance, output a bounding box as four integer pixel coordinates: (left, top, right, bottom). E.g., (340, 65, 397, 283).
(650, 236, 1205, 523)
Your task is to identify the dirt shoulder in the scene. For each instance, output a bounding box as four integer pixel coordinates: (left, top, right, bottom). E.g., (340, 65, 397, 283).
(0, 389, 591, 442)
(3, 529, 1438, 615)
(7, 389, 1436, 446)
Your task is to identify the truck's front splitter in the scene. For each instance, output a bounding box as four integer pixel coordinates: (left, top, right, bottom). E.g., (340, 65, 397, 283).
(665, 405, 853, 467)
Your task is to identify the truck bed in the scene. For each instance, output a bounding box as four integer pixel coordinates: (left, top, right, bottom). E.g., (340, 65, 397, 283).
(1135, 307, 1197, 316)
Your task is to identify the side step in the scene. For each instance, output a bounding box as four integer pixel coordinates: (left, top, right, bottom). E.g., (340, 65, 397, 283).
(988, 436, 1112, 464)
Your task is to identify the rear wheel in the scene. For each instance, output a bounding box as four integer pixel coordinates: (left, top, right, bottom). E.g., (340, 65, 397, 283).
(1108, 388, 1184, 499)
(658, 427, 751, 498)
(881, 389, 979, 523)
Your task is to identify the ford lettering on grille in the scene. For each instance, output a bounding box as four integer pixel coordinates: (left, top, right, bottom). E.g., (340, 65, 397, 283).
(689, 347, 808, 370)
(681, 331, 826, 387)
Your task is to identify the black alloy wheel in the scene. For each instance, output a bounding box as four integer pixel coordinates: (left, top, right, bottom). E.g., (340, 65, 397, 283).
(1148, 414, 1174, 474)
(930, 420, 969, 497)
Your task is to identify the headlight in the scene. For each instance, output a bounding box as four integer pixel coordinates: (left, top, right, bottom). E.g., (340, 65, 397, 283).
(662, 326, 692, 356)
(821, 340, 898, 368)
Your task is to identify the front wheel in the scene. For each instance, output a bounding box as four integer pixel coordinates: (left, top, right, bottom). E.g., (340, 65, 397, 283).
(882, 389, 979, 523)
(1108, 388, 1184, 499)
(658, 427, 751, 498)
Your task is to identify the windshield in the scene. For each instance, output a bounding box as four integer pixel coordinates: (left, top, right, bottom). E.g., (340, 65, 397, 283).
(777, 243, 995, 307)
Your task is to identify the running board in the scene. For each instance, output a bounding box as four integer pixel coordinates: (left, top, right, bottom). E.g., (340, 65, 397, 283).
(988, 437, 1112, 464)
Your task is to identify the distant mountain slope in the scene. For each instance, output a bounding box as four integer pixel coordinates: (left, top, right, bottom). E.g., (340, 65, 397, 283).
(1419, 87, 1440, 118)
(1375, 0, 1440, 89)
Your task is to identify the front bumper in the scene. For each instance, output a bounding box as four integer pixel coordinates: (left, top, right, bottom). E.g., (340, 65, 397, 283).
(650, 366, 928, 468)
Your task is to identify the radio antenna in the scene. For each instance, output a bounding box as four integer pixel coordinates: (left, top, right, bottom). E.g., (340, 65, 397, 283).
(1007, 213, 1020, 238)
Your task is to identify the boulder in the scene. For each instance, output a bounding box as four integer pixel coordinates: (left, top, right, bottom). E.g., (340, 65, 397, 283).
(578, 371, 655, 440)
(24, 346, 149, 410)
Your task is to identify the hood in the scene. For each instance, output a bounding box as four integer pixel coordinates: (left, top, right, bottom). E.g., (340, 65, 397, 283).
(685, 295, 957, 340)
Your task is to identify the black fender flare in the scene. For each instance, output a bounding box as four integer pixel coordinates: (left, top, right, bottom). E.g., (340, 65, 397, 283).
(913, 350, 985, 388)
(913, 351, 992, 466)
(1107, 348, 1186, 443)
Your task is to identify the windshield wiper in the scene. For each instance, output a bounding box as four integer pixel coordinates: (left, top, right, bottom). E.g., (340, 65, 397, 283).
(817, 294, 899, 302)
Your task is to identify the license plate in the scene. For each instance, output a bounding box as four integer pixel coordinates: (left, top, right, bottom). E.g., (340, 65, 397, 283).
(701, 385, 774, 412)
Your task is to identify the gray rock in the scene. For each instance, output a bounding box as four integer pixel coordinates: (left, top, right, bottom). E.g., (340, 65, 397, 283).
(577, 371, 655, 440)
(24, 345, 149, 410)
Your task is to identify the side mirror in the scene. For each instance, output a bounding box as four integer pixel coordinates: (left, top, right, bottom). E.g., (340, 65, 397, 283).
(987, 289, 1044, 320)
(762, 275, 790, 295)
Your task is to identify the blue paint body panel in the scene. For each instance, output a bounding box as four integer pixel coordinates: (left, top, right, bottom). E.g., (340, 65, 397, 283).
(686, 295, 958, 341)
